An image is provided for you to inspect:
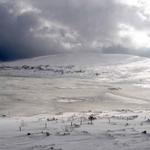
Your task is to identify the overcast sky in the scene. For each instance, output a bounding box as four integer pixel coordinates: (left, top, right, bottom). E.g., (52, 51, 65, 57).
(0, 0, 150, 60)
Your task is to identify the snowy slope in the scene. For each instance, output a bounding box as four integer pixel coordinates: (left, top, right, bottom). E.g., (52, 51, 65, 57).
(0, 52, 150, 85)
(0, 52, 144, 66)
(1, 110, 150, 150)
(1, 53, 150, 150)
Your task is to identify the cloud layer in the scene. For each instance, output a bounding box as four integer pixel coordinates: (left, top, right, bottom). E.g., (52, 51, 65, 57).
(0, 0, 150, 60)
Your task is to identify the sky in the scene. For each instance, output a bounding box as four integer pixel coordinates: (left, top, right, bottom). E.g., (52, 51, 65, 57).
(0, 0, 150, 60)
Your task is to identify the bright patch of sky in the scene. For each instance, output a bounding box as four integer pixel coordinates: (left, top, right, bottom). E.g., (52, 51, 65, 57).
(119, 23, 150, 49)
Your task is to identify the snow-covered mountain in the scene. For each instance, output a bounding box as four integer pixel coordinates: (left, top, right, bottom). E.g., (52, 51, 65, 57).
(0, 52, 143, 66)
(0, 52, 150, 85)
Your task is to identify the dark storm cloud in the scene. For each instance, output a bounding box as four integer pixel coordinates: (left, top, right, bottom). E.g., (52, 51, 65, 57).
(0, 0, 150, 60)
(0, 1, 71, 60)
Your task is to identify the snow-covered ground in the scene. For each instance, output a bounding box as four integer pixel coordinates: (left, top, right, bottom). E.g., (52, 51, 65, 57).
(1, 52, 150, 150)
(1, 110, 150, 150)
(1, 52, 150, 86)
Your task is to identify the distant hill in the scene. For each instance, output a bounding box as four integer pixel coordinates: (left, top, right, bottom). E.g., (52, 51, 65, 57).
(0, 52, 150, 85)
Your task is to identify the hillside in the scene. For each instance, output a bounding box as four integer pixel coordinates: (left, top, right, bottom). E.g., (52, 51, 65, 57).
(0, 52, 150, 86)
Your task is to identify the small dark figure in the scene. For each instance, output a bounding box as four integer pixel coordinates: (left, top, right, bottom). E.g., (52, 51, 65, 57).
(88, 114, 96, 124)
(27, 133, 31, 136)
(46, 132, 50, 136)
(19, 126, 22, 132)
(142, 130, 147, 134)
(2, 115, 6, 117)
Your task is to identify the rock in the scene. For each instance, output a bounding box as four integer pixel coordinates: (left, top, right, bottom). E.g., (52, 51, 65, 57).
(46, 132, 50, 136)
(27, 133, 31, 136)
(142, 130, 147, 134)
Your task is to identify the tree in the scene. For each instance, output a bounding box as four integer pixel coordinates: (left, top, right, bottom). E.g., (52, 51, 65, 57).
(88, 114, 96, 124)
